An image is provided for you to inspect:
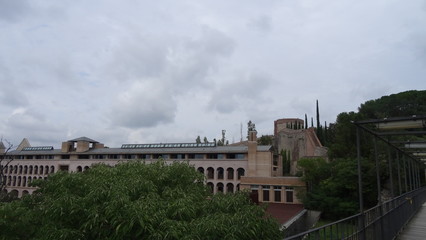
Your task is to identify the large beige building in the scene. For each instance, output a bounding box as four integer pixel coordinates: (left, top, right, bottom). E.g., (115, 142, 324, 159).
(274, 118, 328, 175)
(1, 119, 326, 204)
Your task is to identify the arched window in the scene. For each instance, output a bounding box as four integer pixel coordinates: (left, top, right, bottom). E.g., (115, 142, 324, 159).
(19, 166, 23, 174)
(226, 183, 234, 193)
(50, 166, 55, 173)
(12, 176, 16, 186)
(29, 166, 33, 174)
(10, 190, 18, 198)
(7, 176, 11, 186)
(28, 177, 32, 186)
(24, 166, 28, 174)
(23, 177, 27, 187)
(237, 168, 245, 180)
(227, 168, 234, 180)
(197, 167, 204, 175)
(45, 165, 49, 174)
(8, 165, 13, 174)
(22, 190, 29, 196)
(217, 167, 224, 179)
(40, 166, 44, 175)
(207, 182, 214, 193)
(84, 166, 89, 171)
(13, 165, 17, 174)
(34, 166, 38, 175)
(77, 166, 82, 172)
(207, 167, 214, 179)
(17, 176, 21, 187)
(216, 182, 224, 193)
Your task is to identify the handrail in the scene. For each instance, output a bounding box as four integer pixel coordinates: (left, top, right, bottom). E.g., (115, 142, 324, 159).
(284, 187, 426, 240)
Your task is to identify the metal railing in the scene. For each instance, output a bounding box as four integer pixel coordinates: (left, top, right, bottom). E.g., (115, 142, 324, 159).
(284, 187, 426, 240)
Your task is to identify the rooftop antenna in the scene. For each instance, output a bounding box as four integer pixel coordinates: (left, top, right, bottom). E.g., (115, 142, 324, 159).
(240, 122, 243, 142)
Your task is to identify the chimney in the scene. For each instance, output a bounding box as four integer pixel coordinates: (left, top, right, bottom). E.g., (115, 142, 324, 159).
(248, 130, 257, 142)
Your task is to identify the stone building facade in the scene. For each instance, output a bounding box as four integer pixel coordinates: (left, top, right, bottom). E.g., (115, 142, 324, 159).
(274, 118, 328, 175)
(1, 118, 325, 204)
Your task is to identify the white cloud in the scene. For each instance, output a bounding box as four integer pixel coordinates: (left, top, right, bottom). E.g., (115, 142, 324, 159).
(109, 81, 176, 128)
(0, 0, 425, 147)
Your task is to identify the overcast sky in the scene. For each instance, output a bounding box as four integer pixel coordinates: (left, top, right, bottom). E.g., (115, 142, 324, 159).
(1, 0, 425, 148)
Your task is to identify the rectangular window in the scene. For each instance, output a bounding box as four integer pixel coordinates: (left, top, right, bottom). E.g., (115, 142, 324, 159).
(59, 165, 69, 172)
(274, 187, 282, 202)
(263, 188, 270, 202)
(61, 155, 70, 159)
(170, 154, 184, 159)
(207, 154, 217, 159)
(286, 190, 294, 203)
(188, 154, 204, 159)
(227, 153, 245, 159)
(78, 155, 89, 159)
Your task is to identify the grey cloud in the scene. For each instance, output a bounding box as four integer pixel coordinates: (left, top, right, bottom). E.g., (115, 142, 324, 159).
(109, 82, 176, 129)
(3, 108, 65, 147)
(105, 26, 235, 92)
(0, 65, 28, 107)
(247, 15, 272, 33)
(0, 0, 31, 22)
(107, 35, 168, 81)
(209, 72, 271, 114)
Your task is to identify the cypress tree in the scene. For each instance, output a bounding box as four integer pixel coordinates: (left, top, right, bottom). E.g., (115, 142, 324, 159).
(316, 100, 320, 130)
(324, 121, 328, 146)
(305, 114, 308, 129)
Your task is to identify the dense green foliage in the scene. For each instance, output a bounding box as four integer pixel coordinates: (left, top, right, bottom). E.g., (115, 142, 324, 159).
(257, 135, 274, 145)
(280, 149, 291, 175)
(300, 90, 426, 219)
(0, 161, 282, 240)
(298, 158, 378, 219)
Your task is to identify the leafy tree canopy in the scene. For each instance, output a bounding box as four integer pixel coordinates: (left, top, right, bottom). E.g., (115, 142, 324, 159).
(0, 161, 281, 240)
(298, 157, 377, 220)
(298, 90, 426, 219)
(257, 135, 274, 145)
(327, 90, 426, 159)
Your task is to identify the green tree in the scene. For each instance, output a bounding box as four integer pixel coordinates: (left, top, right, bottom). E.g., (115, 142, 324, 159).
(0, 161, 282, 240)
(0, 139, 14, 201)
(258, 135, 274, 145)
(298, 157, 377, 220)
(305, 114, 308, 129)
(307, 90, 426, 219)
(281, 149, 290, 175)
(195, 136, 201, 144)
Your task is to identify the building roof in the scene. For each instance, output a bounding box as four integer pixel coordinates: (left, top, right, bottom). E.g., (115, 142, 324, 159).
(68, 137, 99, 143)
(16, 138, 31, 151)
(265, 203, 304, 225)
(8, 144, 272, 155)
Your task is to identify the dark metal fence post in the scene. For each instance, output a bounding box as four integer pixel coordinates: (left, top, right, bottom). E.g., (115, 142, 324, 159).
(408, 158, 413, 191)
(403, 155, 408, 193)
(388, 146, 394, 198)
(397, 151, 402, 195)
(356, 126, 366, 240)
(373, 137, 385, 239)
